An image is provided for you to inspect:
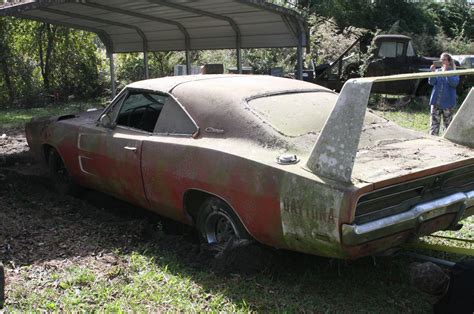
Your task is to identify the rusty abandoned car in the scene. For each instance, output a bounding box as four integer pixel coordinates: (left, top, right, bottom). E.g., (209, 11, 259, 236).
(25, 73, 474, 259)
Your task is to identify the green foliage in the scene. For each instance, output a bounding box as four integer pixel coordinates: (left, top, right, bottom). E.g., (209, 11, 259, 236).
(0, 101, 103, 128)
(428, 1, 473, 40)
(307, 0, 437, 36)
(192, 50, 235, 72)
(116, 51, 186, 86)
(243, 48, 296, 74)
(308, 16, 366, 65)
(0, 17, 105, 108)
(50, 28, 105, 99)
(307, 1, 473, 59)
(116, 53, 146, 85)
(0, 18, 42, 107)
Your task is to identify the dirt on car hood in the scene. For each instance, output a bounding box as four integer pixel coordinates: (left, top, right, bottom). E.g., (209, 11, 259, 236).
(352, 120, 474, 185)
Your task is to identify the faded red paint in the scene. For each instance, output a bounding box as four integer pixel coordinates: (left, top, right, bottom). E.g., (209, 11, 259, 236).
(25, 75, 474, 259)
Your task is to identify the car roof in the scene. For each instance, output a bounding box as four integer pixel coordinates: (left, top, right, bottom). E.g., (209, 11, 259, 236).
(128, 75, 334, 132)
(127, 74, 329, 96)
(126, 75, 338, 148)
(374, 34, 412, 41)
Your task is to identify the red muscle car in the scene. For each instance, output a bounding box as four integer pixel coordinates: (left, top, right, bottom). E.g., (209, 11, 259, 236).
(26, 73, 474, 259)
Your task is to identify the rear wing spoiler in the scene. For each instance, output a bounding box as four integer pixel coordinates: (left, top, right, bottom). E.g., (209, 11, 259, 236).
(306, 69, 474, 183)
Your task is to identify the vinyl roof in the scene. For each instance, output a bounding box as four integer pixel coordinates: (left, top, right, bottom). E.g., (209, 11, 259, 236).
(0, 0, 308, 53)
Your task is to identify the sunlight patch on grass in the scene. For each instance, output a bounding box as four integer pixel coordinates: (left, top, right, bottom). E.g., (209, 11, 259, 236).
(5, 252, 251, 311)
(377, 110, 430, 132)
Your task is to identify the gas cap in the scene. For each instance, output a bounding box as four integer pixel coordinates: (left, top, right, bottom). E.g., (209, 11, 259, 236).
(276, 154, 299, 165)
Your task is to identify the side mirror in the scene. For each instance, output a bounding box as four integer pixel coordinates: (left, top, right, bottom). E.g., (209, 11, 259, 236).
(99, 114, 113, 128)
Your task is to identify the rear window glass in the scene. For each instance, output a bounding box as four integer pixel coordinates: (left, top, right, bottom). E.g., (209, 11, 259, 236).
(247, 91, 384, 137)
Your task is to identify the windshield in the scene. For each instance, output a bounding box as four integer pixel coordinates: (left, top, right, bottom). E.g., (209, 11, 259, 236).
(247, 91, 384, 137)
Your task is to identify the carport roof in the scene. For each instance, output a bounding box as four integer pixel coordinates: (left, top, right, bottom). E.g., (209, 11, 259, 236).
(0, 0, 308, 53)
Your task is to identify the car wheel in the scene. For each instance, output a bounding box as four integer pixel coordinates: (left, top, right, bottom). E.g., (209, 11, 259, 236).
(47, 149, 81, 196)
(197, 197, 249, 245)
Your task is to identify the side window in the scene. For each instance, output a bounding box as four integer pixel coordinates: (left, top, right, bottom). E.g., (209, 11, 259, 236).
(154, 96, 198, 136)
(116, 92, 166, 132)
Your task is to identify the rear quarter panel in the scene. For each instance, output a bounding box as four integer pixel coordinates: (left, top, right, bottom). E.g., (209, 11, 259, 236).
(141, 137, 352, 257)
(26, 117, 79, 167)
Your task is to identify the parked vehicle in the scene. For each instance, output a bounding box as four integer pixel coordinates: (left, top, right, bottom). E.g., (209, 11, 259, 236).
(310, 34, 471, 96)
(453, 55, 474, 69)
(26, 74, 474, 259)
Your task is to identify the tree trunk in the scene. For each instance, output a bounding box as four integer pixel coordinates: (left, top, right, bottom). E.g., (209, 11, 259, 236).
(0, 19, 15, 104)
(38, 23, 57, 93)
(0, 50, 15, 104)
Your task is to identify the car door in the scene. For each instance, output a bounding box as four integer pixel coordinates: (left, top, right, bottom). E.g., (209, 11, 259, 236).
(141, 95, 199, 221)
(77, 89, 166, 209)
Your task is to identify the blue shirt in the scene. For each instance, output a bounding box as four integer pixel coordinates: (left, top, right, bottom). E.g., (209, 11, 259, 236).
(428, 69, 459, 109)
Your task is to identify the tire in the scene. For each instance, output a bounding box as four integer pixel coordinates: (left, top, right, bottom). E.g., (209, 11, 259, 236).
(197, 197, 249, 244)
(47, 149, 81, 196)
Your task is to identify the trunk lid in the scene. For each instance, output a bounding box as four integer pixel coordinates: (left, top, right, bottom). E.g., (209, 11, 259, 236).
(352, 120, 474, 185)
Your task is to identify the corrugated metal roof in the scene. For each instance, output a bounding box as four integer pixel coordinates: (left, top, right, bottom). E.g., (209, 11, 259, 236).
(0, 0, 308, 53)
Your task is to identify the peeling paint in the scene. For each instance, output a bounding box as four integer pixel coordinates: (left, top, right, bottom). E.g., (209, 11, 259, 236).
(24, 75, 474, 259)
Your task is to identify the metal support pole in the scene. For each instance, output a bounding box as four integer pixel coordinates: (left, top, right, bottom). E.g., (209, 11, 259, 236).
(237, 47, 242, 74)
(109, 52, 116, 99)
(296, 31, 303, 80)
(144, 50, 149, 79)
(186, 49, 191, 75)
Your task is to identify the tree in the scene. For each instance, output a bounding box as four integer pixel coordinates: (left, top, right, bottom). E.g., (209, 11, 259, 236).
(36, 23, 57, 92)
(0, 18, 15, 104)
(428, 1, 473, 39)
(0, 17, 104, 108)
(305, 0, 437, 36)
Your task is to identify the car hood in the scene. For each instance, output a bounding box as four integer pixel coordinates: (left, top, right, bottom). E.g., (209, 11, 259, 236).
(72, 109, 103, 121)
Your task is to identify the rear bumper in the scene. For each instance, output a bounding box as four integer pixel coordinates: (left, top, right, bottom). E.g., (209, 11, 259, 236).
(342, 190, 474, 246)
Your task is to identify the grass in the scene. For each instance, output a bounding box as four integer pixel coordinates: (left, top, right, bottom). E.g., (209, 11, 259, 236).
(1, 97, 473, 312)
(0, 101, 104, 129)
(5, 247, 430, 312)
(374, 107, 430, 132)
(369, 95, 431, 132)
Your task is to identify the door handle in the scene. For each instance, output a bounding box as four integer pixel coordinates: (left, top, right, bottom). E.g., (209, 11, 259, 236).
(124, 146, 137, 152)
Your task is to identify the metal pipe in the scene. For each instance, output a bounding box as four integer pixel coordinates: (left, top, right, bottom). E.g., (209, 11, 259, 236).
(296, 31, 303, 80)
(237, 47, 242, 74)
(144, 45, 149, 79)
(109, 52, 116, 99)
(186, 49, 191, 75)
(403, 252, 456, 268)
